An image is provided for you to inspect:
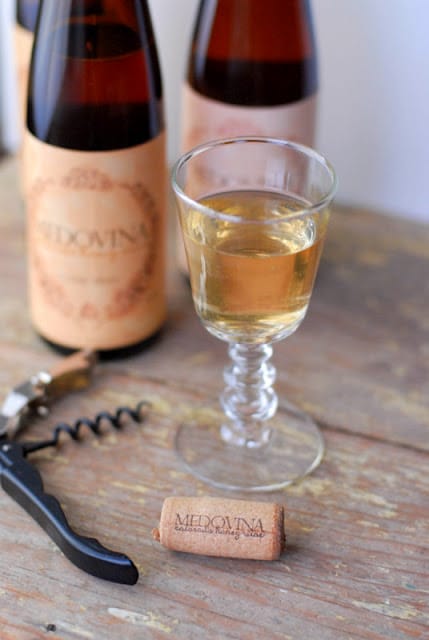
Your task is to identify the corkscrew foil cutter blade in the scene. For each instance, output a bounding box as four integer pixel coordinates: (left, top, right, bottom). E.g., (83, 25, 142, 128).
(0, 351, 141, 585)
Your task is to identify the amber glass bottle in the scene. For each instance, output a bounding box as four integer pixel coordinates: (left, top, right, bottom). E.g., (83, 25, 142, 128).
(25, 0, 166, 357)
(178, 0, 318, 271)
(181, 0, 318, 149)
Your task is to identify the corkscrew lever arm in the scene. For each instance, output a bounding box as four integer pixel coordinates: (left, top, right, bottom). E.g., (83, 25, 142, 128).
(0, 441, 138, 585)
(0, 351, 140, 584)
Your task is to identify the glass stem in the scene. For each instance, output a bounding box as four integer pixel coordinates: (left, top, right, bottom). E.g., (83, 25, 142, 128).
(220, 342, 278, 448)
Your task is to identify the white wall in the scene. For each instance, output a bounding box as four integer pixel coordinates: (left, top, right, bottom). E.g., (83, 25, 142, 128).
(312, 0, 429, 222)
(148, 0, 200, 161)
(0, 0, 19, 151)
(1, 0, 428, 223)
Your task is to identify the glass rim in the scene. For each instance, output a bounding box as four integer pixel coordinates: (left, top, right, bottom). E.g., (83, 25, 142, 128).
(171, 136, 338, 225)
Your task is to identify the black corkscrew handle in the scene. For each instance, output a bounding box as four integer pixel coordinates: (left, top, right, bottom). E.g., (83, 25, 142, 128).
(0, 442, 138, 585)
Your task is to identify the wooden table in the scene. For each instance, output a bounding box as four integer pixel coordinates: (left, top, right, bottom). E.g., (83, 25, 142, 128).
(0, 155, 428, 639)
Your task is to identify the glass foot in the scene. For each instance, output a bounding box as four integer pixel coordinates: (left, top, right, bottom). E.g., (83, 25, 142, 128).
(175, 400, 324, 492)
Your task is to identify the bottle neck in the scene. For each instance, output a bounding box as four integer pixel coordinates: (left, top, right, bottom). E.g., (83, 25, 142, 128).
(64, 0, 152, 30)
(194, 0, 316, 62)
(36, 0, 155, 46)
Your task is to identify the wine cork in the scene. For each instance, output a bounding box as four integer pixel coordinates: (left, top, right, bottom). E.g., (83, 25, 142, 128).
(153, 496, 285, 560)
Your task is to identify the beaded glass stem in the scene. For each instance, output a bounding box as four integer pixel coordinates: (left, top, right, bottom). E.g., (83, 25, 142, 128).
(172, 137, 337, 491)
(220, 343, 277, 447)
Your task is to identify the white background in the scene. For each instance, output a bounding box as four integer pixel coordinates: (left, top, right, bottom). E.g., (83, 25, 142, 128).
(1, 0, 428, 223)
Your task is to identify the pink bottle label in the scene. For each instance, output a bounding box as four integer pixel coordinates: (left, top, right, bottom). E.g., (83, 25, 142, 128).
(177, 84, 318, 271)
(181, 83, 317, 152)
(24, 131, 167, 349)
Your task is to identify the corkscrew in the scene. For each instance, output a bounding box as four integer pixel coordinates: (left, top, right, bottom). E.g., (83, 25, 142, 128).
(0, 351, 149, 585)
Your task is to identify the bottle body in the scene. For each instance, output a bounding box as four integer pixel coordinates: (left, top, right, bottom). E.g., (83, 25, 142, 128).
(25, 0, 167, 355)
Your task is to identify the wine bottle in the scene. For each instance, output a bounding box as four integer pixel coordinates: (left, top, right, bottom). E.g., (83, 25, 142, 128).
(24, 0, 167, 356)
(178, 0, 318, 273)
(182, 0, 318, 147)
(15, 0, 39, 145)
(177, 0, 318, 272)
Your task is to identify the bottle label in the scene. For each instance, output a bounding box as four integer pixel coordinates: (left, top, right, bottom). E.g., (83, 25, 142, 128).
(24, 131, 167, 350)
(181, 83, 317, 152)
(177, 84, 318, 272)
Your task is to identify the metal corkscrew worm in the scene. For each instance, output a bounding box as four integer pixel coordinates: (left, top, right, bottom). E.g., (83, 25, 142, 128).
(24, 402, 150, 455)
(0, 351, 151, 585)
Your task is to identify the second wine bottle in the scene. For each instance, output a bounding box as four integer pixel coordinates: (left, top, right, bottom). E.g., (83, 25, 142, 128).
(177, 0, 319, 273)
(181, 0, 319, 150)
(25, 0, 167, 356)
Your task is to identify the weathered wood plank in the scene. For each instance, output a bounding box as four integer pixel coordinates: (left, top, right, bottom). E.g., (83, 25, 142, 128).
(0, 375, 427, 639)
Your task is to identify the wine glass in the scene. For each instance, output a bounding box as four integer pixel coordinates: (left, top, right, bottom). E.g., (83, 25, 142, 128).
(172, 137, 337, 491)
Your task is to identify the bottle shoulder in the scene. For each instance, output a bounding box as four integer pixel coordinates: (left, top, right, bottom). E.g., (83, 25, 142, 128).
(27, 19, 164, 150)
(193, 0, 317, 62)
(188, 58, 318, 107)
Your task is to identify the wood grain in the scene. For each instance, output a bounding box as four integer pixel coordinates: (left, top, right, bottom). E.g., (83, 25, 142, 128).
(0, 156, 428, 639)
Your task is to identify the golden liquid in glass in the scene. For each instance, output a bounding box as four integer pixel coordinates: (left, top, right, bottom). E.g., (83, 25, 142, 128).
(181, 190, 329, 343)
